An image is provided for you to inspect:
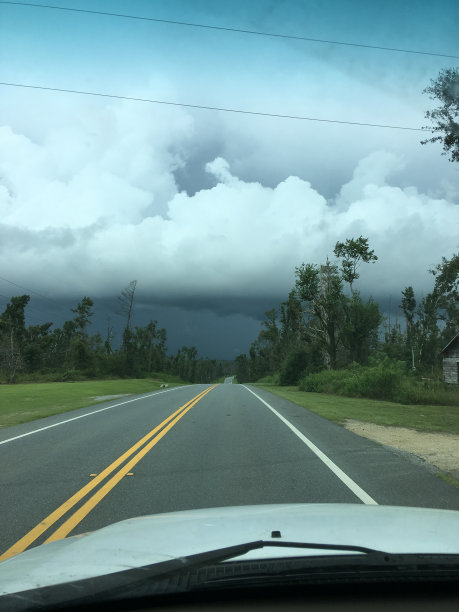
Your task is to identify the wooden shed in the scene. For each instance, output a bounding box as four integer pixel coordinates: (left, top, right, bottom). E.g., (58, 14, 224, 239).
(440, 332, 459, 384)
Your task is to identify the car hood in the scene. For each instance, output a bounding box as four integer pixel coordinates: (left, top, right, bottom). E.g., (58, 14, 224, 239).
(1, 503, 459, 595)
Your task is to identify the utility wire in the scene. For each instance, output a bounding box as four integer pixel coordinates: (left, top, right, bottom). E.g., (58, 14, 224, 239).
(0, 82, 428, 131)
(0, 291, 58, 325)
(1, 1, 457, 59)
(0, 274, 71, 312)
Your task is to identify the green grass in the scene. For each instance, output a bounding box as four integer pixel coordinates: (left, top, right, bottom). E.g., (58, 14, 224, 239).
(0, 378, 186, 429)
(255, 385, 459, 434)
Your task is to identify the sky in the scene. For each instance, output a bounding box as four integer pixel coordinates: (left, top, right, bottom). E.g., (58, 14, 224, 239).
(0, 0, 458, 358)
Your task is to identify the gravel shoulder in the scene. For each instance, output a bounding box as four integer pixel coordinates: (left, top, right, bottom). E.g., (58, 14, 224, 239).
(345, 419, 459, 481)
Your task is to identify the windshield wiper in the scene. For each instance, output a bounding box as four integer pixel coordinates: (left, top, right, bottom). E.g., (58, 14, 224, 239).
(3, 541, 459, 611)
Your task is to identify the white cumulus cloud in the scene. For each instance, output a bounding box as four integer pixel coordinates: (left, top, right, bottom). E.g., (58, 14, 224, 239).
(0, 102, 457, 311)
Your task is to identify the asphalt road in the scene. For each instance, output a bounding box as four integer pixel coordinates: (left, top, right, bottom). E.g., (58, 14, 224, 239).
(1, 382, 459, 561)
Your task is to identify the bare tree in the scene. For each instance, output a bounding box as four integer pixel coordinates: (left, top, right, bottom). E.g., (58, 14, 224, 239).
(118, 280, 137, 338)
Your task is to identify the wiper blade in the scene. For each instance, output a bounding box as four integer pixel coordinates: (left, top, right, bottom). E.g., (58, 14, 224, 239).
(0, 540, 383, 611)
(3, 541, 459, 611)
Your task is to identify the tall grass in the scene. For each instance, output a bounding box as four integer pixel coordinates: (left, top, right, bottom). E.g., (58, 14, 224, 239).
(299, 358, 459, 406)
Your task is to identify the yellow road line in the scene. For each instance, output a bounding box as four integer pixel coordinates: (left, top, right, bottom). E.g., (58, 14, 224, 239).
(45, 385, 216, 543)
(0, 385, 216, 562)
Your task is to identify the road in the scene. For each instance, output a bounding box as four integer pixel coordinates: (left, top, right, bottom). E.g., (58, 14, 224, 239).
(1, 382, 459, 561)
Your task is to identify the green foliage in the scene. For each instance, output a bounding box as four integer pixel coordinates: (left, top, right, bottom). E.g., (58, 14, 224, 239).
(0, 287, 232, 383)
(334, 236, 378, 292)
(256, 385, 459, 433)
(256, 373, 280, 385)
(421, 67, 459, 163)
(235, 353, 250, 383)
(341, 293, 381, 364)
(299, 358, 459, 405)
(280, 348, 310, 386)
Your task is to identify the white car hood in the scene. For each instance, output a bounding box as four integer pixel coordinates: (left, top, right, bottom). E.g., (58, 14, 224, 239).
(1, 503, 459, 596)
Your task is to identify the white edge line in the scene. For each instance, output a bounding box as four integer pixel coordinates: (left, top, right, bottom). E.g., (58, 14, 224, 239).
(0, 386, 190, 446)
(242, 385, 378, 506)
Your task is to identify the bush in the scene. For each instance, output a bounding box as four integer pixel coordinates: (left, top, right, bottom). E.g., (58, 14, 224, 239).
(297, 358, 459, 405)
(257, 373, 280, 385)
(59, 369, 85, 382)
(299, 356, 459, 406)
(300, 368, 351, 394)
(280, 349, 310, 386)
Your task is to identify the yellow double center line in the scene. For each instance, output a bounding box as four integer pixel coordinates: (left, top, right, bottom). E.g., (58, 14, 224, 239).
(0, 385, 217, 562)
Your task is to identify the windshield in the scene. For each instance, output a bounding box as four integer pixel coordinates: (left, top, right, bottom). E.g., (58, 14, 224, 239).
(0, 0, 458, 605)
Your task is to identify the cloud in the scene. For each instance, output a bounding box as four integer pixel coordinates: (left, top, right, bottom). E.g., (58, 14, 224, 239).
(0, 103, 457, 316)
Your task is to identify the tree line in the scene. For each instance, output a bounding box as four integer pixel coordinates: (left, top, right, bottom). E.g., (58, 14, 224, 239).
(235, 238, 458, 384)
(0, 280, 231, 384)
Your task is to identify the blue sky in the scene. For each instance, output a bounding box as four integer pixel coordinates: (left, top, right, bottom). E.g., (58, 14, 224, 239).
(0, 1, 458, 357)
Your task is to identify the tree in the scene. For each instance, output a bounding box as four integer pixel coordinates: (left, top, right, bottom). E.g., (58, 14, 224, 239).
(70, 297, 95, 371)
(23, 322, 53, 372)
(295, 259, 344, 369)
(279, 290, 304, 359)
(279, 348, 310, 385)
(0, 295, 30, 382)
(235, 354, 250, 383)
(71, 297, 94, 338)
(341, 294, 381, 364)
(398, 254, 458, 372)
(400, 286, 417, 369)
(118, 281, 137, 375)
(295, 238, 379, 369)
(421, 68, 459, 162)
(118, 281, 137, 335)
(334, 236, 378, 293)
(133, 320, 168, 374)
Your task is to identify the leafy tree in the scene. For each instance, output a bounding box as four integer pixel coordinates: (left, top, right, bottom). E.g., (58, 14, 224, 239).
(279, 290, 304, 358)
(69, 297, 95, 371)
(398, 254, 458, 372)
(235, 354, 250, 383)
(341, 294, 381, 364)
(382, 321, 406, 362)
(0, 295, 30, 382)
(23, 322, 53, 372)
(71, 296, 94, 337)
(421, 68, 459, 162)
(334, 236, 378, 293)
(430, 253, 459, 345)
(279, 348, 311, 385)
(295, 259, 344, 369)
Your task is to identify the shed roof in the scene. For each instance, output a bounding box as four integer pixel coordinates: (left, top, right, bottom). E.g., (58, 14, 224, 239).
(440, 332, 459, 354)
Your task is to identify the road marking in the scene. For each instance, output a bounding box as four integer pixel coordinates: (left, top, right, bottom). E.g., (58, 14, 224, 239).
(0, 385, 217, 562)
(0, 386, 188, 446)
(45, 385, 217, 544)
(242, 386, 378, 505)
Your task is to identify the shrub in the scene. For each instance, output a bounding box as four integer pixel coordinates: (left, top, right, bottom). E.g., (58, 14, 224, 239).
(280, 349, 310, 386)
(299, 358, 459, 405)
(257, 373, 280, 385)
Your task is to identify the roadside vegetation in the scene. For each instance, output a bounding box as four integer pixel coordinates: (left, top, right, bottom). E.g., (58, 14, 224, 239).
(235, 239, 458, 408)
(237, 68, 459, 409)
(0, 279, 233, 386)
(0, 378, 188, 429)
(255, 385, 459, 435)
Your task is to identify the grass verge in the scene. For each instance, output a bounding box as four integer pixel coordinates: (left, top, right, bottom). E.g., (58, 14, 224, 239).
(255, 385, 459, 434)
(0, 378, 186, 429)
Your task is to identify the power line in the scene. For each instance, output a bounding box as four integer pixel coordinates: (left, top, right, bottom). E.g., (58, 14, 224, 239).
(0, 274, 70, 312)
(1, 1, 457, 60)
(0, 291, 59, 325)
(0, 82, 428, 131)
